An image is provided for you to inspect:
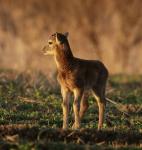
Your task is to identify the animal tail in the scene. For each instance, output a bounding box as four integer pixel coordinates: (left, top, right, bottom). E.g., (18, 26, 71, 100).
(106, 97, 129, 116)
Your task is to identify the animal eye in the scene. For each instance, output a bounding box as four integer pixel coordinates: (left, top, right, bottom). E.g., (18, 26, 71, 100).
(48, 41, 53, 45)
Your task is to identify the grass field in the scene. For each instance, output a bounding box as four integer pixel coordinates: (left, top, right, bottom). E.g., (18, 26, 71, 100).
(0, 70, 142, 150)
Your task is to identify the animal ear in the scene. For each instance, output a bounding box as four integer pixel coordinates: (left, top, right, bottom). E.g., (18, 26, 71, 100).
(55, 32, 61, 44)
(64, 32, 69, 38)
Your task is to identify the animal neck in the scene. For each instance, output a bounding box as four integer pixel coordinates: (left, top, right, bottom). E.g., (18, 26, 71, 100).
(54, 42, 74, 72)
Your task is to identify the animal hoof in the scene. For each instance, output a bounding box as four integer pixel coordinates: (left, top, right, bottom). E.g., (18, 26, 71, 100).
(72, 123, 80, 130)
(97, 126, 102, 131)
(62, 126, 68, 130)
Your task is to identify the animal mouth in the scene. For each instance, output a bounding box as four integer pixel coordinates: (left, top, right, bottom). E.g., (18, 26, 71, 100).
(42, 46, 53, 55)
(42, 46, 49, 54)
(43, 51, 49, 55)
(43, 50, 52, 55)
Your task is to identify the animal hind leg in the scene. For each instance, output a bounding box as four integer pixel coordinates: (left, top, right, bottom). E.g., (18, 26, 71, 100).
(92, 88, 106, 130)
(79, 92, 89, 120)
(72, 88, 83, 129)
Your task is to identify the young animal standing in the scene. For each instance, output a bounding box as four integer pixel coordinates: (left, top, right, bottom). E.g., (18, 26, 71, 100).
(42, 32, 109, 130)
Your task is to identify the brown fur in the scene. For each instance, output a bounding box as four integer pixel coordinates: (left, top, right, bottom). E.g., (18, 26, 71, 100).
(42, 32, 109, 130)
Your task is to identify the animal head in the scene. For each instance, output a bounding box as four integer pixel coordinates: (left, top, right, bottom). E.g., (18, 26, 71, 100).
(42, 32, 69, 55)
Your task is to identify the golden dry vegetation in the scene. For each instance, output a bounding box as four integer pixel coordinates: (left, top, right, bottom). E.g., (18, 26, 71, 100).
(0, 0, 142, 74)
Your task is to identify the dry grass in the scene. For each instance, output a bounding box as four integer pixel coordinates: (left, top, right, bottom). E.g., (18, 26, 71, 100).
(0, 0, 142, 74)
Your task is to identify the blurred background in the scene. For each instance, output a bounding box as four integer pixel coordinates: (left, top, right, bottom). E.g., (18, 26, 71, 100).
(0, 0, 142, 75)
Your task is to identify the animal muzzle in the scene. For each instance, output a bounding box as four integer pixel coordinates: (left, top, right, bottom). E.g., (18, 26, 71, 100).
(42, 46, 47, 53)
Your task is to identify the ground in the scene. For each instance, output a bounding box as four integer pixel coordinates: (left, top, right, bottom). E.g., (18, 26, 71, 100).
(0, 70, 142, 150)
